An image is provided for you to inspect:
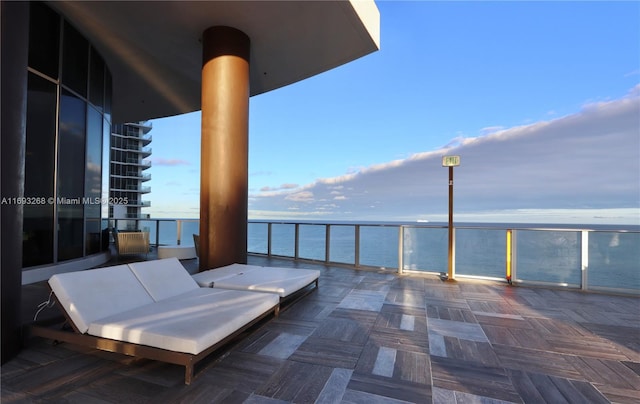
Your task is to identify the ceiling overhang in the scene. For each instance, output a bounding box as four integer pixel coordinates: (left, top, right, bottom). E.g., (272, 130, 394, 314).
(46, 1, 380, 123)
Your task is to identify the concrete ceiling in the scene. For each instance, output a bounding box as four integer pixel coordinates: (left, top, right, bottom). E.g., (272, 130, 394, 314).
(47, 1, 380, 123)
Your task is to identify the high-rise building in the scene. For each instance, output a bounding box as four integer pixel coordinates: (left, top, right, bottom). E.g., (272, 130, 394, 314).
(110, 122, 152, 227)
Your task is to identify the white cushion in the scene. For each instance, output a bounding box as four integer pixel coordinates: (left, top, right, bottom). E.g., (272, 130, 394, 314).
(49, 265, 154, 334)
(193, 264, 320, 298)
(213, 267, 320, 297)
(88, 288, 279, 354)
(191, 263, 263, 287)
(128, 257, 199, 301)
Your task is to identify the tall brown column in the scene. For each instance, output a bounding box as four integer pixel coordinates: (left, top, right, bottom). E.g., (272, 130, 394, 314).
(199, 26, 250, 271)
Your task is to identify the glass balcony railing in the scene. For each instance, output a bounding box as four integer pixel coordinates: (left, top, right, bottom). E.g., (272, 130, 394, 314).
(246, 221, 639, 294)
(104, 218, 639, 294)
(108, 218, 200, 247)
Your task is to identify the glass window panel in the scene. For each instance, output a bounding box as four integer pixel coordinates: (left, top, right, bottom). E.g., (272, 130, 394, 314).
(85, 219, 101, 255)
(329, 225, 355, 264)
(23, 73, 57, 267)
(455, 228, 506, 279)
(102, 118, 110, 223)
(28, 2, 60, 79)
(85, 107, 102, 219)
(104, 69, 112, 119)
(402, 227, 448, 272)
(299, 224, 325, 261)
(248, 222, 268, 254)
(58, 89, 86, 260)
(515, 230, 581, 286)
(588, 231, 640, 291)
(62, 21, 88, 96)
(180, 221, 200, 246)
(158, 220, 176, 245)
(139, 220, 154, 241)
(359, 226, 397, 268)
(271, 224, 295, 257)
(89, 47, 105, 110)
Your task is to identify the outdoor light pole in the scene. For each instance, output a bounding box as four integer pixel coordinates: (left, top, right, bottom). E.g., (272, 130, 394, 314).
(442, 155, 460, 280)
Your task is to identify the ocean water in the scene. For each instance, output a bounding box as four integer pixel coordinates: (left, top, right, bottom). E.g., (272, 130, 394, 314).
(137, 219, 200, 247)
(132, 219, 639, 292)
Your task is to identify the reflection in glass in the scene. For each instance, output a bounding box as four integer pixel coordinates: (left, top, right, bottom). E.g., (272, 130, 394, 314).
(403, 227, 448, 272)
(62, 21, 88, 96)
(515, 230, 581, 286)
(101, 118, 111, 250)
(28, 1, 60, 79)
(89, 47, 105, 111)
(23, 73, 57, 267)
(588, 231, 640, 291)
(85, 107, 102, 254)
(58, 90, 86, 260)
(104, 69, 112, 119)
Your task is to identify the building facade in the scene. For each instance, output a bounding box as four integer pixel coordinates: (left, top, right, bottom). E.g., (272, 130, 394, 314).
(110, 122, 152, 226)
(21, 1, 112, 271)
(2, 1, 113, 362)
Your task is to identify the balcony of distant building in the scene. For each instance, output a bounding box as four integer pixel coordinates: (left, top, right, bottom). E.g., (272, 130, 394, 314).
(128, 199, 151, 207)
(110, 184, 151, 194)
(111, 144, 152, 157)
(110, 171, 151, 182)
(111, 158, 152, 169)
(112, 121, 153, 146)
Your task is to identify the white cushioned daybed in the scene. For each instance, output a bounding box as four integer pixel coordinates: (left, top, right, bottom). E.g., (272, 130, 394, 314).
(192, 263, 320, 301)
(29, 258, 279, 384)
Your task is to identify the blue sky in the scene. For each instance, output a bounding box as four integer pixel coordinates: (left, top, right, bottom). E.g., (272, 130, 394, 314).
(144, 1, 640, 224)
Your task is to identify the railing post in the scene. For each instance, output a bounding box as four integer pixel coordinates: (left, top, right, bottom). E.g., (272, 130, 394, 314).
(506, 229, 512, 284)
(294, 223, 299, 259)
(451, 227, 456, 279)
(581, 230, 589, 291)
(112, 219, 118, 246)
(354, 225, 360, 268)
(325, 225, 331, 263)
(398, 226, 404, 274)
(155, 220, 160, 247)
(267, 223, 272, 257)
(511, 230, 517, 283)
(177, 220, 182, 245)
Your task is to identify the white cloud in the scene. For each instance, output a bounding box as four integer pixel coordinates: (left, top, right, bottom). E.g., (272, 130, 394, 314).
(480, 126, 504, 136)
(151, 157, 189, 166)
(249, 90, 640, 224)
(260, 183, 299, 192)
(285, 191, 315, 203)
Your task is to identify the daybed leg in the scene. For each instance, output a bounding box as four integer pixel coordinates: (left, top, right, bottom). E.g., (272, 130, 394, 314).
(185, 364, 194, 385)
(274, 305, 280, 317)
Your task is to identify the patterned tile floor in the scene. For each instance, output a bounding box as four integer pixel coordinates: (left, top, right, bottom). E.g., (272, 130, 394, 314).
(2, 256, 639, 403)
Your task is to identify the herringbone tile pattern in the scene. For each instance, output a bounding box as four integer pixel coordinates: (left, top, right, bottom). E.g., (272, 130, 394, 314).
(2, 256, 639, 403)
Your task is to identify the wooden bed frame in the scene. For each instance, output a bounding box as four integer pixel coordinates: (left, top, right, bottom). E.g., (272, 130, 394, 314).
(26, 292, 280, 385)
